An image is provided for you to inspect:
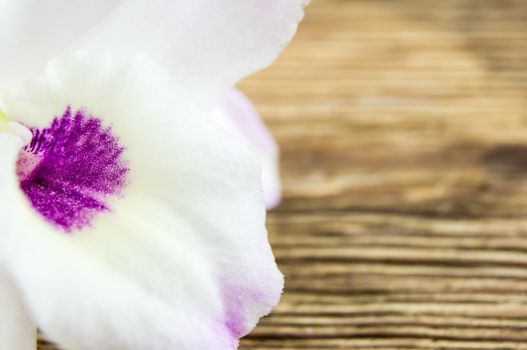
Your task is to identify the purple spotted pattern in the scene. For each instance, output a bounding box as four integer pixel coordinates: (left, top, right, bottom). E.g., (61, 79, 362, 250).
(16, 107, 128, 232)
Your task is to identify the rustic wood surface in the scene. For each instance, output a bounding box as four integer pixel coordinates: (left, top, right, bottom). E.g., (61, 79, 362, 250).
(39, 0, 527, 349)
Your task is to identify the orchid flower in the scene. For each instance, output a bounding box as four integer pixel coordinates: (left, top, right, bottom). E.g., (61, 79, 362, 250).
(0, 1, 307, 349)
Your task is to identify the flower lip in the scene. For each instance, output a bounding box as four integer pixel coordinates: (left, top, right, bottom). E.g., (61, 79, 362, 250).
(16, 106, 128, 232)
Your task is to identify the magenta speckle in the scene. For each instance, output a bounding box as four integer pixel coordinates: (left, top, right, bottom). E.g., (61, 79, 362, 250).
(16, 107, 128, 232)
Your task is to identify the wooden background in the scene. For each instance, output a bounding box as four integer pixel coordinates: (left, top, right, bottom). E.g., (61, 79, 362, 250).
(39, 0, 527, 349)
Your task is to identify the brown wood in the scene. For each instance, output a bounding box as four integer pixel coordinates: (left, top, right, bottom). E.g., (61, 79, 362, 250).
(39, 0, 527, 349)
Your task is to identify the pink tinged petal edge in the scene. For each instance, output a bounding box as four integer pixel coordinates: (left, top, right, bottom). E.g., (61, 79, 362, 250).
(212, 89, 282, 209)
(222, 286, 255, 339)
(221, 283, 281, 345)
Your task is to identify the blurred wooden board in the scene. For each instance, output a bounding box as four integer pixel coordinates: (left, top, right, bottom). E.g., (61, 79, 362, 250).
(39, 0, 527, 349)
(240, 0, 527, 349)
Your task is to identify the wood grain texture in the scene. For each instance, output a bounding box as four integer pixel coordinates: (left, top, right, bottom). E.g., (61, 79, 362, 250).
(38, 0, 527, 349)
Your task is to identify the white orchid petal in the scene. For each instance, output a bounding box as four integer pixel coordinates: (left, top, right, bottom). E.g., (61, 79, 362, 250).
(0, 129, 36, 350)
(78, 0, 307, 104)
(1, 0, 307, 106)
(0, 0, 123, 87)
(0, 53, 282, 350)
(0, 132, 36, 350)
(0, 264, 36, 350)
(212, 89, 282, 209)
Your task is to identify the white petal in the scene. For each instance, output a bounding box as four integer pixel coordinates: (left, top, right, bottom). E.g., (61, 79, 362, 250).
(212, 89, 282, 209)
(0, 264, 36, 350)
(0, 0, 123, 87)
(77, 0, 308, 104)
(0, 127, 37, 350)
(0, 0, 307, 106)
(0, 129, 36, 350)
(0, 53, 282, 350)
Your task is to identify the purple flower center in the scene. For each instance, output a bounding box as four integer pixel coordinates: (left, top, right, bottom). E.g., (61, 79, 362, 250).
(16, 107, 128, 232)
